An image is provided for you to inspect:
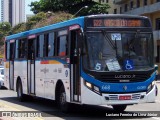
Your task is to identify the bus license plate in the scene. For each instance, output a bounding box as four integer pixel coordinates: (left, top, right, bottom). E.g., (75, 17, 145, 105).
(119, 95, 131, 100)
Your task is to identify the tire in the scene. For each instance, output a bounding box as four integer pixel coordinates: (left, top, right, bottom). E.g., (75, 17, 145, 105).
(58, 85, 70, 112)
(112, 105, 127, 112)
(17, 81, 25, 102)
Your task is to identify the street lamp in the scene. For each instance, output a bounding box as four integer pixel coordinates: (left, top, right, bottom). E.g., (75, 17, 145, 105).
(71, 6, 88, 18)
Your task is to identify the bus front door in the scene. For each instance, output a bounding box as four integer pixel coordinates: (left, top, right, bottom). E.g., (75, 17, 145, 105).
(9, 42, 15, 90)
(27, 39, 35, 94)
(70, 29, 81, 102)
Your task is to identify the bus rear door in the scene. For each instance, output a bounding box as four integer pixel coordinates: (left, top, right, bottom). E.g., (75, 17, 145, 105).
(9, 41, 15, 90)
(27, 37, 36, 95)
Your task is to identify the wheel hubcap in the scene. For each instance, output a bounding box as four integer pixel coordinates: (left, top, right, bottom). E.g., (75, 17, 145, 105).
(18, 86, 21, 97)
(60, 92, 66, 105)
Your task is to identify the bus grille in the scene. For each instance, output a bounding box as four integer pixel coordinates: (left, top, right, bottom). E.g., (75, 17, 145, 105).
(106, 93, 141, 100)
(96, 74, 150, 83)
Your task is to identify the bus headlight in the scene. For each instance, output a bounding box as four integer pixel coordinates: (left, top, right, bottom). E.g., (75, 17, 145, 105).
(84, 81, 101, 95)
(85, 82, 92, 88)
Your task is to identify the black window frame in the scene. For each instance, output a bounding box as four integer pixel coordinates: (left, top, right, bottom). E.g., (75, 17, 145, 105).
(124, 4, 128, 12)
(144, 0, 147, 6)
(137, 0, 140, 7)
(156, 18, 160, 30)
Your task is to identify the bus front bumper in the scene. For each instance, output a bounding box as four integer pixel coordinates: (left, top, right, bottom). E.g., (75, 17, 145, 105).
(81, 84, 156, 105)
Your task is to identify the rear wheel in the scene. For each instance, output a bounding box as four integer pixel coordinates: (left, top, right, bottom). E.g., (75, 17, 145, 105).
(17, 81, 25, 102)
(112, 105, 127, 112)
(58, 85, 70, 112)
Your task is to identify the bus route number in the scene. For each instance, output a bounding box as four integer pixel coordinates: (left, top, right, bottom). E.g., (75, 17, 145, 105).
(93, 20, 103, 27)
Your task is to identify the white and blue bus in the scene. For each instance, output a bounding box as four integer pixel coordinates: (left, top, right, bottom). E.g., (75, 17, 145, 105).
(4, 14, 157, 112)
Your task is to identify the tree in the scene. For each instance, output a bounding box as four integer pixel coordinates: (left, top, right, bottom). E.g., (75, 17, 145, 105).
(0, 22, 11, 45)
(29, 0, 110, 16)
(30, 0, 80, 14)
(0, 22, 11, 35)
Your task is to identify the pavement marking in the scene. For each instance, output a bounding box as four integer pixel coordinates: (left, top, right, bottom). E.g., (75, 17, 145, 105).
(152, 117, 160, 120)
(155, 100, 160, 103)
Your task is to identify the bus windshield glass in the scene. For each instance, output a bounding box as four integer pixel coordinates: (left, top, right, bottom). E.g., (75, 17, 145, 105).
(84, 31, 153, 72)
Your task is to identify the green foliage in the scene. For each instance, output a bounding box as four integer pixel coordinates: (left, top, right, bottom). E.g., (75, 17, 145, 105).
(30, 0, 82, 13)
(11, 23, 26, 34)
(33, 12, 72, 29)
(0, 22, 11, 34)
(29, 0, 110, 16)
(70, 1, 110, 16)
(87, 3, 110, 15)
(0, 22, 11, 45)
(26, 12, 46, 30)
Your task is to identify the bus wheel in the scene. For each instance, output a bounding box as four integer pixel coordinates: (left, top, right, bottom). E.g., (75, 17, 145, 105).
(58, 85, 70, 112)
(112, 105, 127, 112)
(17, 81, 25, 102)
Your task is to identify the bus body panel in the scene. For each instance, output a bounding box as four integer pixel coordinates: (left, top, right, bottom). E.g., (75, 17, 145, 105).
(4, 62, 9, 89)
(35, 59, 70, 101)
(81, 81, 156, 105)
(14, 61, 28, 94)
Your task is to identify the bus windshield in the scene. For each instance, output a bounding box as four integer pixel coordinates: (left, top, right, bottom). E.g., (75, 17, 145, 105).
(84, 31, 153, 72)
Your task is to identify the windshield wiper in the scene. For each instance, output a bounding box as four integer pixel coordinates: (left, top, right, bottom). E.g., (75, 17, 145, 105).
(129, 31, 140, 49)
(101, 30, 120, 59)
(101, 30, 116, 50)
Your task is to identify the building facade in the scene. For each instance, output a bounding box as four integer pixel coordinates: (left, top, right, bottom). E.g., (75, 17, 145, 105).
(1, 0, 25, 27)
(96, 0, 160, 72)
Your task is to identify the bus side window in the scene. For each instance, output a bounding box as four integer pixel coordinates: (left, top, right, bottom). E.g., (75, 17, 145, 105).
(44, 33, 49, 57)
(57, 35, 68, 56)
(36, 36, 40, 58)
(19, 39, 27, 59)
(10, 42, 15, 60)
(48, 32, 55, 57)
(6, 42, 10, 60)
(40, 35, 44, 57)
(15, 40, 19, 59)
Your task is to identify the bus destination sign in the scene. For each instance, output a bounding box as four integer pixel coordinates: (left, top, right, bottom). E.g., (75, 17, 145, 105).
(91, 19, 144, 27)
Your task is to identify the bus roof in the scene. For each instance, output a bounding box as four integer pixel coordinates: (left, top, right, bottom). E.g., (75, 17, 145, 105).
(6, 14, 149, 41)
(6, 16, 85, 41)
(86, 14, 149, 19)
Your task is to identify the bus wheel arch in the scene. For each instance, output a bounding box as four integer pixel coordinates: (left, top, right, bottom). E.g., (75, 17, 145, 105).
(16, 77, 25, 102)
(55, 80, 70, 112)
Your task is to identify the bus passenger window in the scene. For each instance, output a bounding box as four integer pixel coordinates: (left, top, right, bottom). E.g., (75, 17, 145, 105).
(44, 34, 49, 57)
(6, 42, 10, 60)
(48, 32, 55, 57)
(40, 35, 44, 57)
(57, 36, 68, 56)
(15, 40, 19, 59)
(19, 39, 27, 59)
(36, 36, 40, 58)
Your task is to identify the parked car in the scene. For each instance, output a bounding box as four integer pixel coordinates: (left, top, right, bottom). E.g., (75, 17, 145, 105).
(0, 67, 4, 88)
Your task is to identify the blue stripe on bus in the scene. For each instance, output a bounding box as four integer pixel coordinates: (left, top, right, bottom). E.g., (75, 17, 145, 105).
(6, 17, 85, 40)
(81, 70, 156, 93)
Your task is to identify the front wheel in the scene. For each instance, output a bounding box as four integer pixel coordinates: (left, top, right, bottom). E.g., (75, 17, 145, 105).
(58, 85, 70, 112)
(112, 105, 127, 112)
